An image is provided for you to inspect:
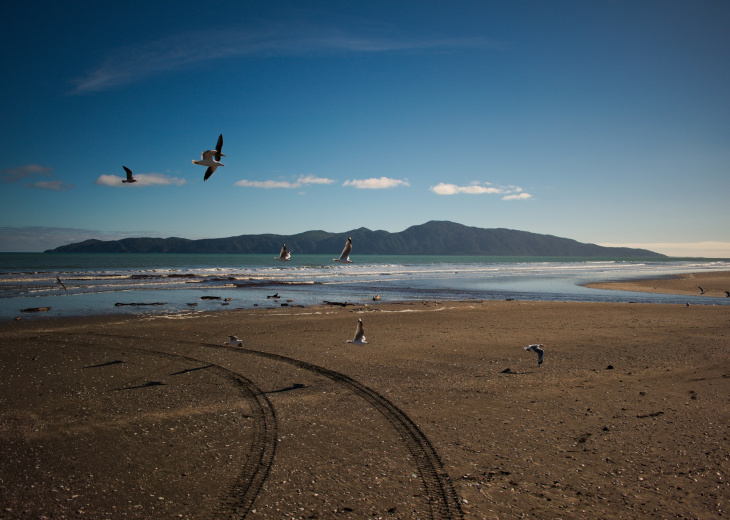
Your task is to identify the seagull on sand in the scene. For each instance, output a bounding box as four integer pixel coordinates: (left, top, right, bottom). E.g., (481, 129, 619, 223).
(193, 134, 225, 181)
(55, 276, 67, 290)
(524, 344, 544, 366)
(346, 318, 368, 345)
(334, 236, 353, 263)
(276, 244, 291, 261)
(226, 335, 243, 346)
(122, 166, 137, 183)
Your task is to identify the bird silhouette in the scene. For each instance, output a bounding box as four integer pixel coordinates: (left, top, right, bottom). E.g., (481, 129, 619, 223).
(122, 166, 137, 183)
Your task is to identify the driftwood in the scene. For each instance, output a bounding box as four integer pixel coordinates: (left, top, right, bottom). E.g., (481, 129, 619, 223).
(21, 307, 51, 313)
(323, 300, 351, 307)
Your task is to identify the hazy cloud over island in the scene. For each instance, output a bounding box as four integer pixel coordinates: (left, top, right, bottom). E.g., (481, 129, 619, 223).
(0, 226, 170, 253)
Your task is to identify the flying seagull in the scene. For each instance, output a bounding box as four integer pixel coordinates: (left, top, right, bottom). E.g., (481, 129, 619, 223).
(698, 286, 705, 295)
(55, 276, 67, 290)
(334, 236, 353, 263)
(193, 134, 225, 181)
(226, 335, 243, 346)
(347, 318, 368, 345)
(276, 244, 291, 261)
(725, 291, 729, 298)
(122, 166, 137, 183)
(524, 344, 544, 366)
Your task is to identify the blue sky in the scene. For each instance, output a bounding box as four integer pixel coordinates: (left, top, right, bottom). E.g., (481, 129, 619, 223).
(1, 1, 729, 256)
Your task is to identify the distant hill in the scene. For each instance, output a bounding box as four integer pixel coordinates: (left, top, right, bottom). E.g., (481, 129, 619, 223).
(45, 221, 665, 257)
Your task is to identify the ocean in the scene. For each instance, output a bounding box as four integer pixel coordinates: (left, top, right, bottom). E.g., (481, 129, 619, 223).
(1, 253, 729, 320)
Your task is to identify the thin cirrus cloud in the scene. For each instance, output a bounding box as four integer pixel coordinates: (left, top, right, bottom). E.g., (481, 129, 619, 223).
(94, 173, 186, 187)
(235, 174, 334, 189)
(25, 180, 74, 192)
(430, 182, 532, 200)
(2, 164, 74, 191)
(343, 177, 410, 189)
(71, 24, 495, 94)
(1, 164, 54, 183)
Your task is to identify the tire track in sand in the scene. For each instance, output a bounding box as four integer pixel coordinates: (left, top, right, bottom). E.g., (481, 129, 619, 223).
(18, 335, 277, 520)
(30, 330, 463, 519)
(205, 342, 464, 520)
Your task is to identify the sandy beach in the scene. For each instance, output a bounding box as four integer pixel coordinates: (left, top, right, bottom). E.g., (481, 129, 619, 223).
(585, 270, 730, 299)
(1, 273, 729, 519)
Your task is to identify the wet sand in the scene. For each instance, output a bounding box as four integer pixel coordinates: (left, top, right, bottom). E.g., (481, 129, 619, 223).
(585, 270, 730, 298)
(1, 289, 729, 518)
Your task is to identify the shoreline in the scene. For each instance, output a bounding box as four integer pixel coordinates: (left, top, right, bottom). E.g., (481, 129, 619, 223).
(8, 269, 730, 323)
(583, 270, 730, 298)
(1, 298, 729, 518)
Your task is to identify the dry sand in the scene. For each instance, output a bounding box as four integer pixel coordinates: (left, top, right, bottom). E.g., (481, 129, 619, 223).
(1, 273, 729, 519)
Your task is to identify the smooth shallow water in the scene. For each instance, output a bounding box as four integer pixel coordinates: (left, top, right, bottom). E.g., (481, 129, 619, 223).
(1, 253, 729, 319)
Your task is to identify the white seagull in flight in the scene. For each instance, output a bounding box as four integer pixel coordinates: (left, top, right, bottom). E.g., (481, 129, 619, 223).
(346, 318, 368, 345)
(276, 244, 291, 261)
(122, 166, 137, 183)
(524, 344, 544, 366)
(193, 134, 225, 181)
(334, 236, 353, 263)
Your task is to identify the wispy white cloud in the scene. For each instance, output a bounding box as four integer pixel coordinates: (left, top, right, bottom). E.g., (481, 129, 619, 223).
(343, 177, 410, 189)
(430, 181, 531, 200)
(598, 241, 730, 258)
(430, 182, 501, 195)
(71, 25, 495, 94)
(501, 192, 532, 201)
(25, 180, 74, 191)
(94, 173, 186, 187)
(1, 164, 54, 183)
(235, 175, 334, 189)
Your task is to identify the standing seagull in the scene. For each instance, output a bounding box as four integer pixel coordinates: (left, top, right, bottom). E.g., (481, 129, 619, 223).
(524, 344, 544, 366)
(55, 276, 67, 290)
(122, 166, 137, 183)
(334, 236, 353, 263)
(346, 318, 368, 345)
(276, 244, 291, 261)
(193, 134, 225, 181)
(226, 335, 243, 346)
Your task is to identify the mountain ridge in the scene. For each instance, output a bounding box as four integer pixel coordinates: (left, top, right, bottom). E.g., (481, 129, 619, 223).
(44, 221, 665, 257)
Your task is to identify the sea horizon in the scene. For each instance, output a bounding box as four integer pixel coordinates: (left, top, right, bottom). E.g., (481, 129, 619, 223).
(2, 253, 729, 320)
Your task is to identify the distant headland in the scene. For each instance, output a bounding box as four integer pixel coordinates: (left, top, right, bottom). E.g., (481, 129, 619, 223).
(44, 220, 665, 257)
